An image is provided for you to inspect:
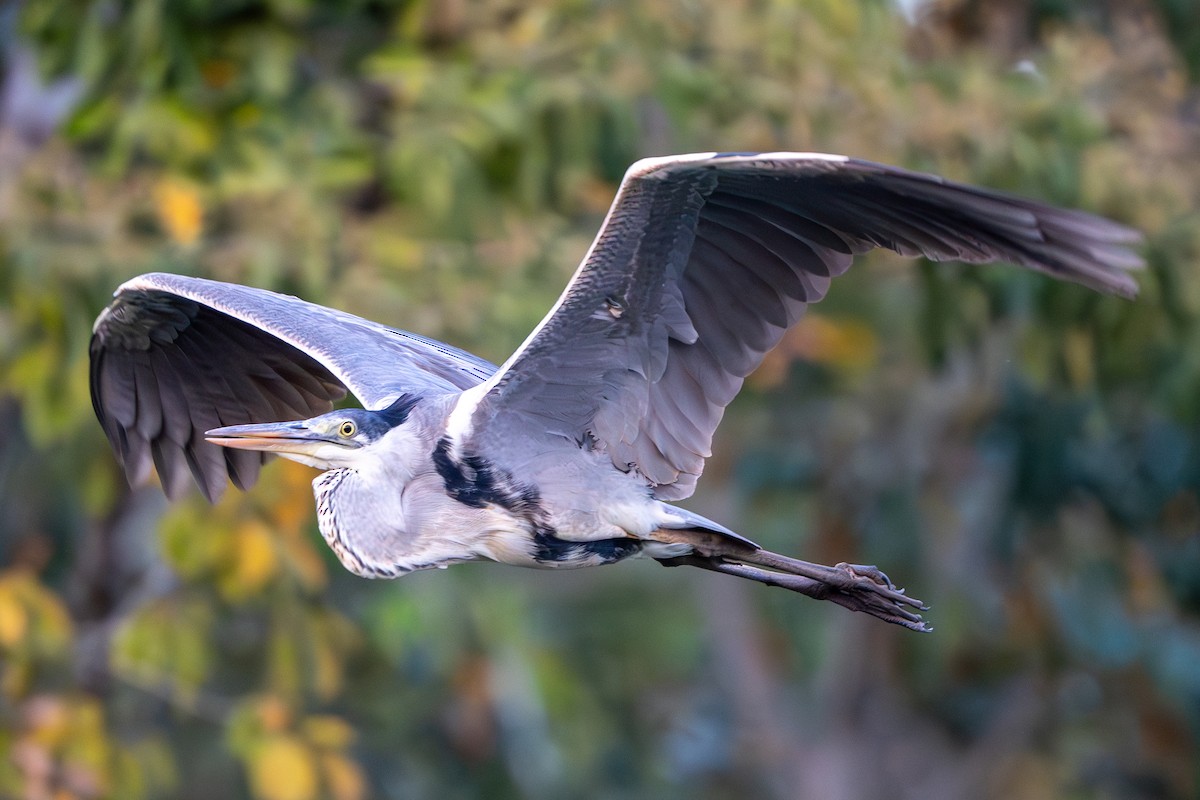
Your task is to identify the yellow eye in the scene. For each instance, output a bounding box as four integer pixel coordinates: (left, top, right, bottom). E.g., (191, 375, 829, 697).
(339, 420, 357, 437)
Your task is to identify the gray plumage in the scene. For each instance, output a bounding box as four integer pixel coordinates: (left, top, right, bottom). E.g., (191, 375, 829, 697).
(90, 152, 1143, 630)
(91, 274, 495, 499)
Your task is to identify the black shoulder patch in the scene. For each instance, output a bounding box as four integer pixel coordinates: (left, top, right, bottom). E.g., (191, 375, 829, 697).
(432, 437, 541, 514)
(376, 394, 422, 427)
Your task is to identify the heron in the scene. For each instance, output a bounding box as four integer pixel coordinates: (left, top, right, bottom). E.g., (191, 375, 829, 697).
(90, 152, 1143, 631)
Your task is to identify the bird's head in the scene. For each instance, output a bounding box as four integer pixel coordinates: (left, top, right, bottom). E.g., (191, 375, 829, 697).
(205, 395, 421, 471)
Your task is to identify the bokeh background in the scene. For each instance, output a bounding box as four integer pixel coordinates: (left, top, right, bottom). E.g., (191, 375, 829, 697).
(1, 0, 1198, 798)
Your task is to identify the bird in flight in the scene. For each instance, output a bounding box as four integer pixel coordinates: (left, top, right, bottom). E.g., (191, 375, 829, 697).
(90, 152, 1142, 631)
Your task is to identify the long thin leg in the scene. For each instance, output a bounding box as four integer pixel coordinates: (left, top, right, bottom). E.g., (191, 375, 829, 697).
(650, 528, 930, 631)
(659, 555, 929, 632)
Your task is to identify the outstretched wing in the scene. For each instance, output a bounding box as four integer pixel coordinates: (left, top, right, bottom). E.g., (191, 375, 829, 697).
(463, 152, 1143, 500)
(91, 272, 496, 501)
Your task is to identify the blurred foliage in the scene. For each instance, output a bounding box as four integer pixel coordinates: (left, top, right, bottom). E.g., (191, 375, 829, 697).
(1, 0, 1198, 798)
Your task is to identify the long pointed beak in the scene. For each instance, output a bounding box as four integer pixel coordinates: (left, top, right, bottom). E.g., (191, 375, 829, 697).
(205, 420, 341, 456)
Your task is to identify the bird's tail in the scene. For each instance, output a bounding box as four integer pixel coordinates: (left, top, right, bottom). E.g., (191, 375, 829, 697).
(649, 527, 929, 632)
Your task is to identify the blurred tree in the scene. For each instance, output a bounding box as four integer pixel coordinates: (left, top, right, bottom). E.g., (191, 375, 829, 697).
(1, 0, 1198, 798)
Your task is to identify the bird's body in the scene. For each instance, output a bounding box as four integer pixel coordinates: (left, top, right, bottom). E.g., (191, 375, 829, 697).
(90, 152, 1144, 631)
(213, 393, 724, 576)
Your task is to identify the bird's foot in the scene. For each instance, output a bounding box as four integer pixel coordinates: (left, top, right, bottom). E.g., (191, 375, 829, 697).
(757, 558, 928, 631)
(818, 561, 929, 632)
(835, 562, 894, 588)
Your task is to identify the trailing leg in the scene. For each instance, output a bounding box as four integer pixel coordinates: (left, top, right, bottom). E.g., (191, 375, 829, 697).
(650, 526, 929, 632)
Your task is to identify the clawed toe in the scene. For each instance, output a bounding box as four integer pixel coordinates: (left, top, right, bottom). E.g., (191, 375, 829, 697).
(836, 562, 893, 588)
(819, 562, 924, 611)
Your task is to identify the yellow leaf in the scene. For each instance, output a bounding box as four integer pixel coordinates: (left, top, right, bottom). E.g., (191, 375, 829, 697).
(0, 584, 27, 647)
(251, 736, 318, 800)
(0, 570, 71, 655)
(302, 716, 355, 750)
(221, 522, 278, 600)
(321, 753, 366, 800)
(154, 179, 203, 245)
(276, 528, 327, 593)
(272, 462, 318, 533)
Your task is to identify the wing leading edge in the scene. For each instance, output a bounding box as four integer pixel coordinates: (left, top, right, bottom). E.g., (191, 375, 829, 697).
(91, 272, 496, 500)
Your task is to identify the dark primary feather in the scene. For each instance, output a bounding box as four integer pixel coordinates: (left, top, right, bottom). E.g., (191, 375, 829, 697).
(468, 152, 1142, 500)
(90, 273, 497, 500)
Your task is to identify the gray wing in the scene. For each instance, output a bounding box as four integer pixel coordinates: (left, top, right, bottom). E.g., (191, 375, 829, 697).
(91, 272, 496, 501)
(465, 151, 1143, 500)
